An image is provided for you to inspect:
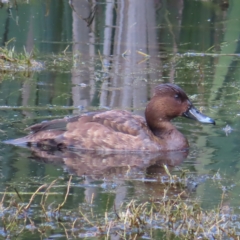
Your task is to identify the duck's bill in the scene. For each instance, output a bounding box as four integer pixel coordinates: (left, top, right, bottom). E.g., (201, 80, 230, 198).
(183, 106, 215, 125)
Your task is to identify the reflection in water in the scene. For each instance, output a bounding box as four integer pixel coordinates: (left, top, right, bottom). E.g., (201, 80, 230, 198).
(0, 0, 240, 238)
(70, 0, 164, 116)
(29, 147, 188, 179)
(31, 147, 206, 233)
(69, 0, 97, 27)
(19, 146, 191, 210)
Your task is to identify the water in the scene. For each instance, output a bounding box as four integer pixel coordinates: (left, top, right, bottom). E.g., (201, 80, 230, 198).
(0, 0, 239, 238)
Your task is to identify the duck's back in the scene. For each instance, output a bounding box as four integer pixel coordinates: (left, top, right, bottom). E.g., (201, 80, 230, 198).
(6, 110, 162, 152)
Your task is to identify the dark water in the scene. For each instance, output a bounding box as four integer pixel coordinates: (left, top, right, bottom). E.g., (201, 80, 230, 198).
(0, 0, 239, 239)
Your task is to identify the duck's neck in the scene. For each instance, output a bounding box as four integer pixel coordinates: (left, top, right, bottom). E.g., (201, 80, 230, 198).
(145, 104, 189, 151)
(151, 122, 189, 150)
(145, 99, 172, 135)
(149, 121, 175, 137)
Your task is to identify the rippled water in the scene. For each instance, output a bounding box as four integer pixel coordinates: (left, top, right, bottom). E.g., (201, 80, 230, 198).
(0, 0, 239, 239)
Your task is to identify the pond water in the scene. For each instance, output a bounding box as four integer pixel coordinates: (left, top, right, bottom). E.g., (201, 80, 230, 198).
(0, 0, 239, 239)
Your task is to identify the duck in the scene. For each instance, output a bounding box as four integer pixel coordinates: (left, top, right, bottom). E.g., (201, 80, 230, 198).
(5, 83, 215, 152)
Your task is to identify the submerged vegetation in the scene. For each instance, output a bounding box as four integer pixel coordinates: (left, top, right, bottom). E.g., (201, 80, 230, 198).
(0, 168, 239, 239)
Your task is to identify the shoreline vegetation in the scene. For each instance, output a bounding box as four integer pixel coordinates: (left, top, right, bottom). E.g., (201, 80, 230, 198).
(0, 167, 238, 239)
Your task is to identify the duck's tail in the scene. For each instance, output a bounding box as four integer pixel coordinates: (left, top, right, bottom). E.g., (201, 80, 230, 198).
(4, 128, 65, 146)
(4, 136, 32, 146)
(4, 130, 67, 151)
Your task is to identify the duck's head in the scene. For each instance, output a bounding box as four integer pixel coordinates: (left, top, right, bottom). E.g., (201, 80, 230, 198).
(145, 83, 215, 130)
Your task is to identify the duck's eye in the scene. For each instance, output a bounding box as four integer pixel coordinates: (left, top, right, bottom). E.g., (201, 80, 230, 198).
(174, 94, 179, 99)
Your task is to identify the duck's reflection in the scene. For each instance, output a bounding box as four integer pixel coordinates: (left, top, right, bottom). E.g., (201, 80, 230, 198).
(29, 147, 188, 179)
(23, 147, 197, 209)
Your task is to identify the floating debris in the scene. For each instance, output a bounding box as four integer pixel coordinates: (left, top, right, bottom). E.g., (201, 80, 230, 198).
(122, 49, 131, 58)
(77, 83, 87, 88)
(222, 124, 233, 136)
(136, 50, 150, 58)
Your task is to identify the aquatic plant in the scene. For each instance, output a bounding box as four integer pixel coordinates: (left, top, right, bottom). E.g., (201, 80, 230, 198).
(0, 169, 239, 239)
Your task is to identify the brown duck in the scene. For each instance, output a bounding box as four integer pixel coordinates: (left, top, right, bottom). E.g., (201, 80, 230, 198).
(5, 84, 215, 151)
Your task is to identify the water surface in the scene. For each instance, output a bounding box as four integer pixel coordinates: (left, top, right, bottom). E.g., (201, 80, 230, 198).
(0, 0, 239, 239)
